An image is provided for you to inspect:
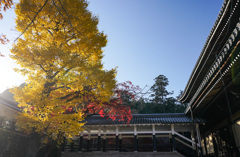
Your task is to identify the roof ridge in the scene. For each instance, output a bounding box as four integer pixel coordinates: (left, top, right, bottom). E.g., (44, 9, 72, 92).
(88, 113, 186, 118)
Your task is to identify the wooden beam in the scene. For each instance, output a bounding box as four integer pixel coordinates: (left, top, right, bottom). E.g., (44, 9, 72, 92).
(176, 137, 194, 149)
(174, 131, 196, 145)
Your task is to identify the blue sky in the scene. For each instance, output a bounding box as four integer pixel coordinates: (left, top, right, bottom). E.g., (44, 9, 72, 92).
(0, 0, 223, 97)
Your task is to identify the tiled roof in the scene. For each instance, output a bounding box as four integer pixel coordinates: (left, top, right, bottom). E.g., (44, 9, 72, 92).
(85, 113, 204, 125)
(180, 0, 240, 104)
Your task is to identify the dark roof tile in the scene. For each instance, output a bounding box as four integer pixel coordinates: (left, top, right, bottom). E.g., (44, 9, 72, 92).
(85, 113, 205, 125)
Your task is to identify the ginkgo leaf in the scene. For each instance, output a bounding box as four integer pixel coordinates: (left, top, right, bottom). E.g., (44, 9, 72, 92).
(11, 0, 116, 144)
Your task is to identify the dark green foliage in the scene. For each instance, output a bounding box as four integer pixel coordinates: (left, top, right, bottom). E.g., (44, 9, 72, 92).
(148, 75, 174, 113)
(134, 96, 186, 114)
(150, 75, 172, 104)
(130, 75, 187, 114)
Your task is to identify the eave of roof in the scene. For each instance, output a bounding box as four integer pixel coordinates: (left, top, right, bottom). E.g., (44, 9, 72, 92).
(185, 38, 240, 115)
(180, 0, 240, 107)
(84, 113, 205, 125)
(0, 97, 20, 112)
(179, 0, 229, 103)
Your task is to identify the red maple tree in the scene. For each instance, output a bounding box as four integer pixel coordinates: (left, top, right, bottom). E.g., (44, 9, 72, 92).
(60, 81, 141, 123)
(0, 0, 13, 57)
(84, 81, 141, 123)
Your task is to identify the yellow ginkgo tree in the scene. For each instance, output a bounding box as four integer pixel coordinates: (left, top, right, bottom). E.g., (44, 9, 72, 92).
(10, 0, 117, 146)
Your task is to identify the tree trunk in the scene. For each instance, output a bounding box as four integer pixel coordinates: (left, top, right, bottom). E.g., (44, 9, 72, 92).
(36, 140, 61, 157)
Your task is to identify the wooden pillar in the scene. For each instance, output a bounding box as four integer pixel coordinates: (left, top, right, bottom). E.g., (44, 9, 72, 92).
(78, 133, 83, 152)
(191, 130, 197, 157)
(115, 135, 119, 151)
(196, 124, 203, 156)
(61, 137, 66, 152)
(97, 136, 101, 151)
(103, 134, 106, 152)
(70, 140, 74, 152)
(169, 133, 173, 152)
(134, 135, 138, 152)
(190, 105, 199, 157)
(153, 135, 157, 152)
(137, 137, 139, 152)
(203, 136, 208, 156)
(134, 125, 138, 152)
(97, 128, 101, 151)
(119, 135, 122, 152)
(171, 125, 176, 152)
(172, 134, 176, 152)
(152, 125, 157, 152)
(116, 126, 119, 151)
(87, 134, 91, 152)
(211, 132, 218, 157)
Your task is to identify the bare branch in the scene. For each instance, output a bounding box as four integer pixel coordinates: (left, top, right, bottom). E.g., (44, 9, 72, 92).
(53, 0, 87, 40)
(38, 64, 47, 73)
(14, 0, 49, 42)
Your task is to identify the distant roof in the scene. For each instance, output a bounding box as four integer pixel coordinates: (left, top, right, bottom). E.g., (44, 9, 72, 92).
(0, 97, 20, 112)
(85, 113, 204, 125)
(0, 83, 26, 108)
(0, 89, 19, 107)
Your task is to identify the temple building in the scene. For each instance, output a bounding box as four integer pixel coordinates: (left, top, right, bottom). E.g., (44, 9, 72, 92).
(179, 0, 240, 156)
(1, 0, 240, 157)
(0, 90, 19, 130)
(62, 0, 240, 156)
(61, 114, 204, 156)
